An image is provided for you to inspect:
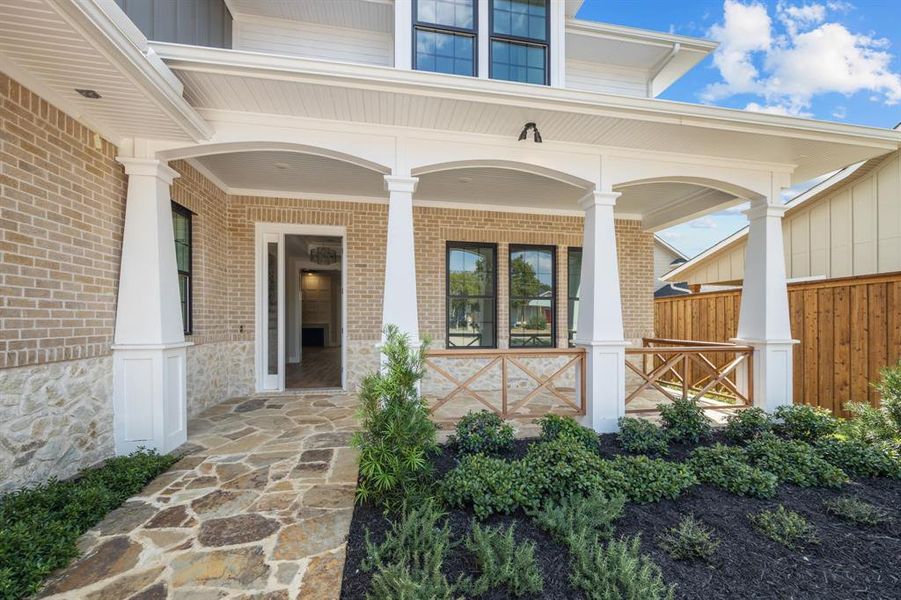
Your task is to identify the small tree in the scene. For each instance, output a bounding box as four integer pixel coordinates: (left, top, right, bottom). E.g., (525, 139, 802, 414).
(352, 325, 438, 511)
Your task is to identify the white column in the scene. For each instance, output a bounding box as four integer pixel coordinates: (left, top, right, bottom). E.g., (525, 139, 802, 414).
(574, 190, 627, 432)
(394, 1, 412, 70)
(112, 158, 189, 455)
(733, 199, 796, 412)
(382, 175, 420, 344)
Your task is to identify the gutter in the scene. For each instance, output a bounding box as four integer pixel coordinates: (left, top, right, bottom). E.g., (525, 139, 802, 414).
(647, 42, 681, 97)
(54, 0, 213, 142)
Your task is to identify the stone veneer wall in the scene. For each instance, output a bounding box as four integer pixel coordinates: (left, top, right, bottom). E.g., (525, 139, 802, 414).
(0, 75, 126, 490)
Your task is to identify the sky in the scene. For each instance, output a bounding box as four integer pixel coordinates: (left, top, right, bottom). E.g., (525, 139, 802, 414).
(575, 0, 901, 257)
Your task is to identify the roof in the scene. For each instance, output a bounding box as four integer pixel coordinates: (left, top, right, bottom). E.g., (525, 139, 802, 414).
(655, 283, 691, 298)
(653, 235, 689, 261)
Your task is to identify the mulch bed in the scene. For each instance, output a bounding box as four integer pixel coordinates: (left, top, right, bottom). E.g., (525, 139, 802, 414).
(340, 434, 901, 600)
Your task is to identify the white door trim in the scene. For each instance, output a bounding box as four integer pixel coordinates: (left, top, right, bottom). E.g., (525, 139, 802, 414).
(254, 223, 348, 392)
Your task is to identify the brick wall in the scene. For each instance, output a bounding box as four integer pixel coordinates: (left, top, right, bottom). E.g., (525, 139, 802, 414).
(0, 74, 127, 369)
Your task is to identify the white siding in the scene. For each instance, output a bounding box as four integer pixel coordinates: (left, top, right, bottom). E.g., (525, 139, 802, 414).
(675, 152, 901, 285)
(233, 15, 392, 66)
(565, 59, 648, 97)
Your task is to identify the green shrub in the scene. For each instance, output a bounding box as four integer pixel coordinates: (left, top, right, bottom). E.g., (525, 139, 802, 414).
(745, 434, 847, 488)
(352, 326, 438, 511)
(362, 501, 459, 599)
(874, 360, 901, 432)
(618, 417, 669, 456)
(749, 506, 818, 550)
(724, 407, 773, 443)
(450, 410, 515, 456)
(537, 415, 599, 451)
(569, 534, 674, 600)
(463, 522, 543, 597)
(0, 449, 176, 600)
(773, 404, 839, 442)
(530, 490, 625, 545)
(842, 401, 899, 445)
(814, 438, 901, 479)
(441, 454, 530, 518)
(522, 439, 627, 505)
(526, 314, 548, 330)
(687, 444, 778, 498)
(823, 496, 891, 526)
(656, 515, 720, 561)
(609, 456, 697, 503)
(658, 398, 712, 444)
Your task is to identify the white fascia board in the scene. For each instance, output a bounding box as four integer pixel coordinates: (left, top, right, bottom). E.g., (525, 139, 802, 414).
(565, 19, 718, 53)
(660, 159, 869, 282)
(57, 0, 213, 142)
(151, 42, 901, 152)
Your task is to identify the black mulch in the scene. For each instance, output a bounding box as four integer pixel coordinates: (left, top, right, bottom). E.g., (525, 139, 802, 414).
(340, 434, 901, 600)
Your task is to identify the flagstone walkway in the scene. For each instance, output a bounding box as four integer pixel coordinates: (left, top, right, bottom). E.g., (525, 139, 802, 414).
(39, 392, 360, 600)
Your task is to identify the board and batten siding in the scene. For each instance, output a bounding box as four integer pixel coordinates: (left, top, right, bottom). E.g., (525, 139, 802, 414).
(232, 15, 393, 66)
(679, 152, 901, 286)
(113, 0, 232, 48)
(565, 59, 649, 97)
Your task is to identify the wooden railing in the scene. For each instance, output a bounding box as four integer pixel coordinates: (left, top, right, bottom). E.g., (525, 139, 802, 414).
(624, 337, 753, 413)
(423, 348, 586, 419)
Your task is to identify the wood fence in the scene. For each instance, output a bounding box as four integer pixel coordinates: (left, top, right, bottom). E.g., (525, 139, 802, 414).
(654, 271, 901, 416)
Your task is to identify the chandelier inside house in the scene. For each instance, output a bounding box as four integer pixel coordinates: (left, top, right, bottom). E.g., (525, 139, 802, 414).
(310, 246, 338, 265)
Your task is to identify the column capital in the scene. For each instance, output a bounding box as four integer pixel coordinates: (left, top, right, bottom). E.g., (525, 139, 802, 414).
(578, 190, 621, 210)
(116, 157, 179, 184)
(384, 175, 419, 194)
(745, 201, 788, 220)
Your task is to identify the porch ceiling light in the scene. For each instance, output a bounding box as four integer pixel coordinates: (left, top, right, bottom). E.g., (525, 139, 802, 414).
(518, 122, 542, 143)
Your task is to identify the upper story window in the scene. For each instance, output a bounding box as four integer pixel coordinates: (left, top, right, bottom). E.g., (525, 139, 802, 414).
(490, 0, 549, 85)
(414, 0, 477, 77)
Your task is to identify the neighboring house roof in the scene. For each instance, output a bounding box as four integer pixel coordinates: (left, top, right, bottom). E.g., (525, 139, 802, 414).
(661, 142, 900, 284)
(654, 283, 691, 298)
(653, 235, 689, 262)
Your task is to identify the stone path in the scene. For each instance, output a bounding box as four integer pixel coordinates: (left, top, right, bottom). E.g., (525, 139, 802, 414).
(40, 392, 359, 600)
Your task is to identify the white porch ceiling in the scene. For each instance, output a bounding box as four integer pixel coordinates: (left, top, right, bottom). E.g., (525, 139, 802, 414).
(416, 167, 587, 210)
(155, 45, 900, 183)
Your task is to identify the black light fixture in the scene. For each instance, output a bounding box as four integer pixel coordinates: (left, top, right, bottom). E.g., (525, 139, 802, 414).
(75, 88, 101, 99)
(518, 122, 542, 143)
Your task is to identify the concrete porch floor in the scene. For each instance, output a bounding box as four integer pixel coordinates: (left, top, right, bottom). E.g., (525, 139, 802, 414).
(39, 392, 360, 600)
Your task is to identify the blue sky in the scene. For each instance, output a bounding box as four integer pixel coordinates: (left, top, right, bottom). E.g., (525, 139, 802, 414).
(575, 0, 901, 257)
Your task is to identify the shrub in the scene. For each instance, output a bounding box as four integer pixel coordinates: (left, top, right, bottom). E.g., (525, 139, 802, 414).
(745, 435, 847, 488)
(441, 454, 530, 518)
(537, 415, 599, 451)
(0, 449, 176, 600)
(772, 405, 839, 442)
(450, 410, 515, 456)
(569, 534, 674, 600)
(656, 515, 720, 561)
(874, 360, 901, 432)
(618, 417, 669, 456)
(724, 407, 773, 443)
(463, 522, 543, 597)
(823, 496, 891, 526)
(526, 314, 548, 330)
(842, 401, 899, 445)
(609, 456, 697, 503)
(352, 326, 438, 511)
(749, 506, 818, 550)
(658, 398, 712, 444)
(814, 438, 901, 479)
(362, 501, 459, 599)
(687, 444, 778, 498)
(530, 490, 625, 545)
(522, 439, 627, 505)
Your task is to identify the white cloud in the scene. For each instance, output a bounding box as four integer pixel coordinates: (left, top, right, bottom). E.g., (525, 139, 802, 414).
(832, 105, 847, 119)
(702, 1, 901, 116)
(721, 202, 752, 215)
(689, 216, 719, 230)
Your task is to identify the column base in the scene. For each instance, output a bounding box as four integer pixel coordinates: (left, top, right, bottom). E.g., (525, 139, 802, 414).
(731, 338, 797, 413)
(574, 339, 628, 433)
(112, 342, 191, 455)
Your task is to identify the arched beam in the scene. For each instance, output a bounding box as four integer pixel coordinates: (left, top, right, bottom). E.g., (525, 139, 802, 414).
(412, 159, 595, 189)
(616, 176, 765, 203)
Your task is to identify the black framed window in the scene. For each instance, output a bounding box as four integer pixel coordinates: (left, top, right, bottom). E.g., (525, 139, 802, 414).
(447, 242, 497, 348)
(567, 247, 581, 346)
(414, 0, 477, 76)
(509, 245, 555, 347)
(172, 202, 192, 335)
(490, 0, 549, 85)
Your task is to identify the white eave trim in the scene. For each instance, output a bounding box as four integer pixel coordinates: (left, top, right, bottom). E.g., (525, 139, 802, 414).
(565, 18, 718, 54)
(56, 0, 213, 142)
(660, 159, 870, 282)
(151, 42, 901, 151)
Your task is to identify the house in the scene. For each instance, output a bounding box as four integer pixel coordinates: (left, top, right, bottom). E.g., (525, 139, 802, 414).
(1, 0, 900, 491)
(662, 145, 901, 291)
(653, 235, 689, 297)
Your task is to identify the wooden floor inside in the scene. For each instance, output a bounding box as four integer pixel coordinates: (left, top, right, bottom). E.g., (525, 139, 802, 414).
(286, 346, 342, 389)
